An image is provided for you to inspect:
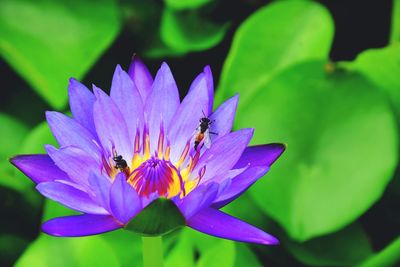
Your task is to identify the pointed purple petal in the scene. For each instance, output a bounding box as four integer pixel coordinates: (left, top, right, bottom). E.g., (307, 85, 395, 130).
(213, 166, 269, 208)
(42, 214, 122, 237)
(128, 57, 153, 102)
(93, 86, 133, 161)
(209, 95, 238, 141)
(68, 78, 97, 136)
(46, 145, 99, 187)
(168, 73, 209, 162)
(188, 208, 279, 245)
(46, 111, 101, 162)
(144, 63, 180, 152)
(10, 154, 69, 183)
(36, 182, 108, 215)
(203, 66, 214, 114)
(234, 143, 286, 169)
(88, 172, 112, 211)
(195, 128, 254, 183)
(110, 65, 144, 142)
(176, 182, 219, 220)
(110, 173, 142, 224)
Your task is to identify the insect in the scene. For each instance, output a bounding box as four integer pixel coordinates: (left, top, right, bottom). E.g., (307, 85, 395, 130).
(194, 112, 217, 150)
(112, 151, 130, 176)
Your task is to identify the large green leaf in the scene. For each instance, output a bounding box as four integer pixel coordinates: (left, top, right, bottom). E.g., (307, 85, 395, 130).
(238, 61, 398, 241)
(216, 0, 334, 107)
(19, 120, 56, 154)
(347, 44, 400, 115)
(15, 234, 120, 267)
(160, 8, 229, 55)
(286, 223, 373, 266)
(0, 0, 120, 109)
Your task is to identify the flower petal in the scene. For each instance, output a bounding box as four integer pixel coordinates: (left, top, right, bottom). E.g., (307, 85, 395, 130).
(168, 73, 209, 162)
(212, 166, 269, 208)
(176, 182, 219, 220)
(88, 172, 112, 211)
(234, 143, 286, 169)
(203, 66, 214, 114)
(110, 65, 144, 141)
(10, 154, 69, 183)
(36, 182, 108, 215)
(209, 94, 238, 141)
(42, 214, 122, 237)
(195, 128, 254, 183)
(46, 145, 99, 187)
(46, 111, 101, 162)
(187, 208, 279, 245)
(93, 86, 133, 161)
(144, 63, 180, 152)
(110, 173, 142, 224)
(128, 57, 153, 102)
(68, 78, 97, 135)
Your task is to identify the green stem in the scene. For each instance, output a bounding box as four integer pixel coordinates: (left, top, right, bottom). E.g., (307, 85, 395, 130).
(142, 236, 163, 267)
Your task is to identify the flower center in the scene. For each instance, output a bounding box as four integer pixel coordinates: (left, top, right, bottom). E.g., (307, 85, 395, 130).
(128, 157, 183, 198)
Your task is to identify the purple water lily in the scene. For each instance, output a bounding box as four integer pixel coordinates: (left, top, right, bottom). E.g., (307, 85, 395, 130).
(11, 58, 285, 245)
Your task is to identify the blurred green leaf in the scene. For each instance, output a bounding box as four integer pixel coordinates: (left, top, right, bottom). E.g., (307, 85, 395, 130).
(160, 8, 229, 55)
(286, 223, 373, 266)
(102, 230, 143, 267)
(164, 0, 212, 10)
(0, 113, 28, 158)
(390, 0, 400, 43)
(359, 236, 400, 267)
(233, 244, 262, 267)
(216, 0, 334, 107)
(0, 113, 31, 192)
(19, 120, 56, 154)
(347, 44, 400, 116)
(238, 61, 398, 241)
(15, 234, 120, 267)
(0, 234, 29, 267)
(0, 0, 121, 109)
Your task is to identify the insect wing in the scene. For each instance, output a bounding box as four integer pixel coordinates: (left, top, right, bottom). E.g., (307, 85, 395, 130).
(203, 129, 212, 149)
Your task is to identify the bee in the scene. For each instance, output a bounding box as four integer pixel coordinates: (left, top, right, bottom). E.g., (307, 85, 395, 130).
(194, 112, 217, 150)
(112, 151, 130, 176)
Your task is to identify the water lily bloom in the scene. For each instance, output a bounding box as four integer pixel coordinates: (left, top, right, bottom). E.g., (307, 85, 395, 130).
(11, 59, 285, 245)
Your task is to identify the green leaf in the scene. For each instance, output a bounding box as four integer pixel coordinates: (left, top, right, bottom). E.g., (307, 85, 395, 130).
(0, 113, 28, 158)
(164, 0, 212, 10)
(0, 113, 30, 192)
(239, 61, 398, 241)
(216, 0, 334, 107)
(19, 120, 56, 154)
(0, 0, 121, 109)
(15, 234, 120, 267)
(0, 234, 29, 267)
(233, 244, 262, 267)
(125, 198, 186, 236)
(359, 236, 400, 267)
(196, 239, 235, 267)
(286, 223, 373, 266)
(347, 44, 400, 116)
(160, 8, 229, 55)
(390, 0, 400, 43)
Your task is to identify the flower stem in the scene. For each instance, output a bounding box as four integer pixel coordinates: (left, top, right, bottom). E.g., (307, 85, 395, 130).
(142, 236, 163, 267)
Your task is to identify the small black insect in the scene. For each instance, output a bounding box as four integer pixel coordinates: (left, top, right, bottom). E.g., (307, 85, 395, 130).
(113, 154, 128, 170)
(194, 112, 217, 150)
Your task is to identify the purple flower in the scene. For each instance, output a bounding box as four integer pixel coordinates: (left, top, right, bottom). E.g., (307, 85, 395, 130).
(11, 59, 285, 245)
